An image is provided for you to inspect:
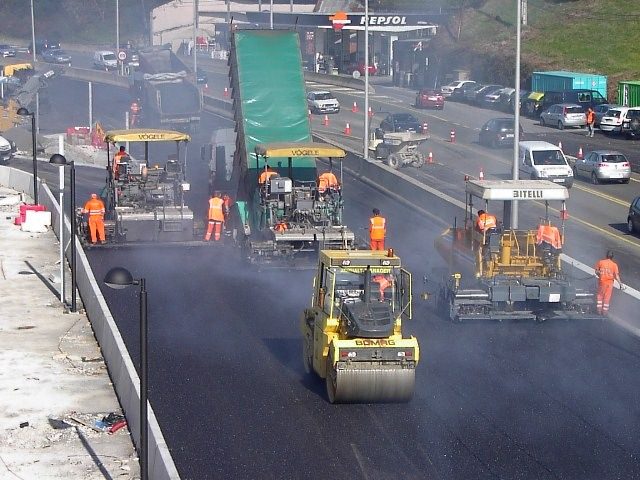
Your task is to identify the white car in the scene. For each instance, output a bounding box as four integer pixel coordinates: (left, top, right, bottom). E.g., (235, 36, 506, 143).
(600, 106, 640, 134)
(440, 80, 476, 97)
(0, 135, 15, 164)
(93, 50, 118, 70)
(307, 90, 340, 114)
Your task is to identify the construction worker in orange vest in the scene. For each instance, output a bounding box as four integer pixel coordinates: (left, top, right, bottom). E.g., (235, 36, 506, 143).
(369, 208, 386, 251)
(205, 192, 225, 241)
(373, 274, 393, 301)
(113, 146, 129, 180)
(476, 210, 497, 233)
(258, 164, 278, 185)
(536, 222, 563, 250)
(81, 193, 106, 244)
(317, 170, 340, 194)
(130, 99, 141, 128)
(594, 250, 624, 316)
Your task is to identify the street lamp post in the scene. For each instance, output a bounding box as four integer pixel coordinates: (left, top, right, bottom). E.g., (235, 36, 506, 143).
(103, 268, 148, 480)
(363, 0, 370, 160)
(49, 154, 78, 312)
(17, 108, 38, 205)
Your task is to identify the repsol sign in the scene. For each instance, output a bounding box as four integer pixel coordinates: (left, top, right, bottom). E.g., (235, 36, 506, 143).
(512, 189, 543, 199)
(355, 339, 396, 346)
(360, 16, 407, 26)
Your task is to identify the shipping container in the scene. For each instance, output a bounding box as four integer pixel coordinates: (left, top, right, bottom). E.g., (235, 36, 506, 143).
(618, 81, 640, 107)
(532, 71, 607, 98)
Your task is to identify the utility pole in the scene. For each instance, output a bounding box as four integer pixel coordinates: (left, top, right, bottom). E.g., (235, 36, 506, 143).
(511, 0, 522, 230)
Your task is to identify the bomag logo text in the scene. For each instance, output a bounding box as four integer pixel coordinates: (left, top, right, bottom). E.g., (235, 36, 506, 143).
(360, 16, 407, 26)
(137, 134, 166, 140)
(355, 339, 396, 346)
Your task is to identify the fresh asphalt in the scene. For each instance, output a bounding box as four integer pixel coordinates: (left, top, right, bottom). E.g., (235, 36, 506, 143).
(9, 70, 640, 479)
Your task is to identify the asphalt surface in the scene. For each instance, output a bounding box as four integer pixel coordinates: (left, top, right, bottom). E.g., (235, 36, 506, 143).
(8, 67, 640, 479)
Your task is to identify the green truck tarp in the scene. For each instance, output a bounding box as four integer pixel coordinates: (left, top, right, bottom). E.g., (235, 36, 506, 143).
(230, 30, 315, 192)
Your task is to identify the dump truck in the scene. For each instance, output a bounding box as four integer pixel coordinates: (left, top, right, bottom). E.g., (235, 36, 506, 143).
(80, 128, 196, 246)
(302, 249, 418, 403)
(434, 179, 598, 322)
(228, 30, 354, 265)
(130, 47, 202, 131)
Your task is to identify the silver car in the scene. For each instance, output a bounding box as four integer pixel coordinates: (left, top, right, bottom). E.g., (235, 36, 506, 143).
(573, 150, 631, 184)
(540, 103, 586, 130)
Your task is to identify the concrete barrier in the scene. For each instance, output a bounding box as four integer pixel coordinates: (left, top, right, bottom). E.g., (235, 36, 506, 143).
(304, 71, 375, 94)
(0, 166, 181, 480)
(62, 66, 129, 88)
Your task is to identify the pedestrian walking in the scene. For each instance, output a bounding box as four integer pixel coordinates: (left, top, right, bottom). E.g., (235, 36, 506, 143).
(594, 250, 624, 316)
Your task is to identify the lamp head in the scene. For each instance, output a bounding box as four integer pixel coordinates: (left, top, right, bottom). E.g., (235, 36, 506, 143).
(49, 153, 68, 165)
(16, 107, 32, 116)
(104, 267, 135, 290)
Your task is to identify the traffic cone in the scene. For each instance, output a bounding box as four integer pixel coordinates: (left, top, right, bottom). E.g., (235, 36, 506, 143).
(322, 115, 329, 126)
(428, 151, 433, 164)
(450, 129, 456, 143)
(368, 106, 374, 117)
(204, 83, 209, 93)
(422, 122, 428, 134)
(577, 146, 583, 159)
(558, 141, 563, 151)
(344, 122, 351, 135)
(352, 101, 359, 113)
(479, 167, 484, 180)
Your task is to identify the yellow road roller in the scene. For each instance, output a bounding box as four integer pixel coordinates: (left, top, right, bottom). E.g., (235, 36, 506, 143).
(302, 249, 419, 403)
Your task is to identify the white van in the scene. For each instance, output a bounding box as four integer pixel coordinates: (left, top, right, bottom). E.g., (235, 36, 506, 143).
(519, 141, 573, 188)
(93, 50, 118, 70)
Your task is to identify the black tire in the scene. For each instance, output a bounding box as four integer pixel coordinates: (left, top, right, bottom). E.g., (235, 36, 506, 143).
(558, 121, 564, 130)
(628, 218, 635, 234)
(540, 117, 546, 127)
(387, 154, 401, 169)
(621, 178, 630, 184)
(591, 172, 599, 185)
(325, 356, 338, 404)
(412, 152, 425, 168)
(573, 166, 578, 179)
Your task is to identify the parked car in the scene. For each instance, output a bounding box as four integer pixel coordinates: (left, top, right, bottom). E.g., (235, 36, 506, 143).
(93, 50, 118, 70)
(627, 196, 640, 235)
(415, 89, 444, 109)
(463, 83, 485, 103)
(480, 86, 508, 108)
(621, 109, 640, 139)
(450, 81, 479, 102)
(41, 48, 72, 65)
(540, 103, 586, 130)
(540, 89, 608, 113)
(196, 69, 208, 85)
(0, 44, 17, 57)
(479, 117, 524, 148)
(599, 107, 636, 134)
(440, 80, 476, 98)
(594, 103, 618, 127)
(344, 62, 376, 76)
(0, 135, 16, 164)
(471, 84, 502, 105)
(307, 90, 340, 114)
(573, 151, 631, 184)
(379, 113, 422, 133)
(498, 89, 529, 113)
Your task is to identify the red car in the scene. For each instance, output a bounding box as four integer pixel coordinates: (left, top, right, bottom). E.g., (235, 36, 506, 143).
(415, 89, 445, 110)
(346, 62, 377, 76)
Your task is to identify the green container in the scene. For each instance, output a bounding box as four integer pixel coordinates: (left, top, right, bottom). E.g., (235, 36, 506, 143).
(618, 81, 640, 107)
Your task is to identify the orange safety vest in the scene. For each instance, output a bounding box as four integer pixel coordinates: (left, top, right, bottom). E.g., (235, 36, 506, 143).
(536, 224, 562, 249)
(587, 110, 595, 124)
(82, 198, 105, 217)
(208, 197, 225, 221)
(113, 151, 128, 173)
(369, 215, 386, 240)
(595, 258, 619, 283)
(275, 222, 288, 233)
(130, 102, 140, 113)
(258, 170, 278, 184)
(318, 172, 339, 193)
(476, 213, 497, 232)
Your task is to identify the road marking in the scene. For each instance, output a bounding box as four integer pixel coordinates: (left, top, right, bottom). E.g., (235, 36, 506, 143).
(573, 183, 632, 207)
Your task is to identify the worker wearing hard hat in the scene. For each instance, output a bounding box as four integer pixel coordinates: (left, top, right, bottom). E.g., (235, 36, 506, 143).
(81, 193, 106, 244)
(205, 192, 225, 242)
(369, 208, 386, 251)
